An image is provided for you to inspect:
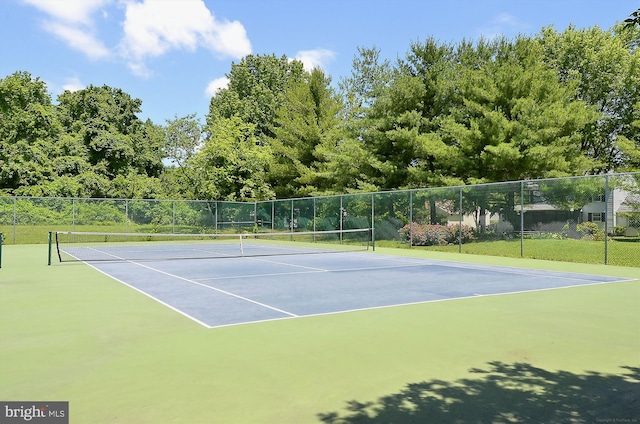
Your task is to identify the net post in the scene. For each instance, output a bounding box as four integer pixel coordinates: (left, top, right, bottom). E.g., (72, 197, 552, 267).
(47, 231, 53, 266)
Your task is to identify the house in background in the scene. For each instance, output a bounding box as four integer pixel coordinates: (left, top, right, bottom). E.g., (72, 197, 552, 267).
(614, 192, 640, 236)
(517, 184, 640, 236)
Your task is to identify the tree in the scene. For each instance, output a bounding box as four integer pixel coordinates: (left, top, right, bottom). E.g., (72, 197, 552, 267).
(57, 86, 142, 177)
(539, 24, 640, 172)
(338, 46, 393, 126)
(624, 7, 640, 29)
(438, 36, 598, 183)
(363, 37, 462, 190)
(0, 71, 60, 194)
(56, 85, 165, 197)
(190, 115, 274, 201)
(162, 114, 205, 199)
(207, 54, 306, 140)
(269, 68, 347, 197)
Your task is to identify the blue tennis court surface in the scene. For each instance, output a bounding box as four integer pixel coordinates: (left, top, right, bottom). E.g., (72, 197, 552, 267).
(85, 252, 627, 328)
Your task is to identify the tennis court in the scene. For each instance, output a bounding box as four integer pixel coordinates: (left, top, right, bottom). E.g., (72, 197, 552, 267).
(53, 230, 628, 328)
(3, 237, 639, 424)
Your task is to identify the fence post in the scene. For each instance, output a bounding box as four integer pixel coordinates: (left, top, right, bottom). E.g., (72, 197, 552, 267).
(371, 193, 375, 250)
(604, 175, 609, 265)
(459, 187, 463, 253)
(254, 202, 257, 228)
(520, 181, 524, 258)
(409, 190, 413, 248)
(72, 198, 76, 232)
(13, 196, 17, 244)
(339, 196, 343, 243)
(291, 199, 294, 232)
(271, 201, 274, 231)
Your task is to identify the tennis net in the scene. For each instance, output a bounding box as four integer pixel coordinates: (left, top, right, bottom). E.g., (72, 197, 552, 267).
(50, 228, 372, 263)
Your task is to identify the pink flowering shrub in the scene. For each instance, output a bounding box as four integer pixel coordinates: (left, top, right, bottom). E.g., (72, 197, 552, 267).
(399, 223, 475, 246)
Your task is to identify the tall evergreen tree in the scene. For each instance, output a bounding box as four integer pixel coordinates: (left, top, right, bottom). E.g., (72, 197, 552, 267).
(269, 68, 344, 197)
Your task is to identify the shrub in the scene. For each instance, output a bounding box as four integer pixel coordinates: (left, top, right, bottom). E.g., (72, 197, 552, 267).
(577, 221, 606, 241)
(399, 223, 475, 246)
(613, 226, 626, 237)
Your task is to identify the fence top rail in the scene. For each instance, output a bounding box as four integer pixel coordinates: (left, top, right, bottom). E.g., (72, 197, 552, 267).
(2, 172, 638, 205)
(255, 172, 639, 204)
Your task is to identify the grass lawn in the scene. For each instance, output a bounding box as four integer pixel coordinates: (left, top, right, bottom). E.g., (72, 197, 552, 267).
(0, 244, 638, 423)
(403, 238, 640, 267)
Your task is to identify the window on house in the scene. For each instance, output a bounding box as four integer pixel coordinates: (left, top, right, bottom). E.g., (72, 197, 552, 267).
(587, 212, 605, 222)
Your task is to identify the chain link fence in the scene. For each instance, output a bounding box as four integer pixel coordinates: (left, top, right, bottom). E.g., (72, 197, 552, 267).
(1, 173, 638, 266)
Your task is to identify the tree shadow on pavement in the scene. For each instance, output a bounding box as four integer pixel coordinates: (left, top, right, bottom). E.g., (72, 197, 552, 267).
(318, 362, 639, 423)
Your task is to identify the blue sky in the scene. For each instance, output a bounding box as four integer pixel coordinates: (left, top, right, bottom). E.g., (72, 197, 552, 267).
(0, 0, 635, 125)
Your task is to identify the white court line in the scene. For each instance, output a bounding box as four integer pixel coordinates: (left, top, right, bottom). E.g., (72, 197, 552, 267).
(66, 248, 633, 329)
(71, 248, 299, 321)
(244, 256, 329, 271)
(85, 263, 213, 328)
(129, 261, 299, 317)
(205, 277, 637, 329)
(195, 269, 327, 282)
(194, 258, 432, 282)
(347, 252, 623, 283)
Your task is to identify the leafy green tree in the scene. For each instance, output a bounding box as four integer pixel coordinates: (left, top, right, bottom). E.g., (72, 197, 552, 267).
(207, 54, 306, 140)
(316, 46, 395, 195)
(438, 36, 598, 183)
(360, 37, 600, 228)
(624, 7, 640, 29)
(191, 115, 274, 201)
(58, 86, 143, 177)
(313, 136, 380, 195)
(56, 85, 165, 197)
(364, 38, 460, 190)
(162, 114, 205, 199)
(269, 68, 348, 197)
(0, 71, 60, 194)
(338, 46, 393, 127)
(539, 24, 640, 172)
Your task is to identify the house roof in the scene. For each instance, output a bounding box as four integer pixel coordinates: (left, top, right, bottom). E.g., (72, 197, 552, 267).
(618, 194, 640, 213)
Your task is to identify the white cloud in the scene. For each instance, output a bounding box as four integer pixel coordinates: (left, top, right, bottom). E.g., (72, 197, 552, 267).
(203, 19, 252, 59)
(22, 0, 111, 60)
(121, 0, 252, 77)
(21, 0, 252, 78)
(293, 49, 337, 72)
(206, 77, 229, 97)
(62, 76, 85, 92)
(478, 13, 531, 39)
(44, 21, 111, 60)
(21, 0, 111, 24)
